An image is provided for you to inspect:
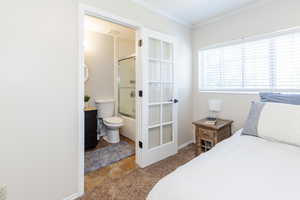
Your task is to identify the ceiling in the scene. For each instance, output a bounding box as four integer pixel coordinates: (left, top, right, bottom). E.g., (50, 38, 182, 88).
(85, 15, 135, 40)
(132, 0, 268, 27)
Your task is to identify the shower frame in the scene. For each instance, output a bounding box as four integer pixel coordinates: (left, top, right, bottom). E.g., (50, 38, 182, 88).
(118, 56, 136, 118)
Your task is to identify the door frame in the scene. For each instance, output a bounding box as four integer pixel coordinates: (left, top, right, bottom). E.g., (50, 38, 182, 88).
(78, 4, 144, 198)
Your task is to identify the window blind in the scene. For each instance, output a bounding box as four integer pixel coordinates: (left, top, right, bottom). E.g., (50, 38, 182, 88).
(199, 30, 300, 91)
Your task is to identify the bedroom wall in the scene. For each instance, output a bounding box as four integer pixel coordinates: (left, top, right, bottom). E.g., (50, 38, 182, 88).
(0, 0, 192, 200)
(192, 0, 300, 131)
(0, 1, 78, 200)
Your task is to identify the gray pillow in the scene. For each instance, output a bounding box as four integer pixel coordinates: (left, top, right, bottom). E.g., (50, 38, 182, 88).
(260, 92, 300, 105)
(242, 101, 265, 137)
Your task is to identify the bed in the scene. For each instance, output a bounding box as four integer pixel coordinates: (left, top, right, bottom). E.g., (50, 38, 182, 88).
(147, 129, 300, 200)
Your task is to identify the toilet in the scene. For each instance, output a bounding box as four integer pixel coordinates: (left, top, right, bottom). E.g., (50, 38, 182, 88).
(95, 99, 123, 143)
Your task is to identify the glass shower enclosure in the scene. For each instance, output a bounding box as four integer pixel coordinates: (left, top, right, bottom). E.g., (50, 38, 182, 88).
(118, 56, 136, 118)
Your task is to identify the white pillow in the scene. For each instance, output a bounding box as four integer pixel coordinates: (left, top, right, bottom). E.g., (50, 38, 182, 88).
(258, 102, 300, 147)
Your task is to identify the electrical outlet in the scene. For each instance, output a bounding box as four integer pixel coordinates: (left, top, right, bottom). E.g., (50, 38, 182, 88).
(0, 185, 7, 200)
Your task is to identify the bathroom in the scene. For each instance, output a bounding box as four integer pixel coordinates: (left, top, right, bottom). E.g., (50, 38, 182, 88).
(83, 15, 136, 174)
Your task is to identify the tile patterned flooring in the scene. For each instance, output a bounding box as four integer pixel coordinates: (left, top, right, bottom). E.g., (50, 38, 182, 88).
(80, 143, 195, 200)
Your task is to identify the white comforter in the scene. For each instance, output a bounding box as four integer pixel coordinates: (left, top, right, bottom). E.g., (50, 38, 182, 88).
(147, 130, 300, 200)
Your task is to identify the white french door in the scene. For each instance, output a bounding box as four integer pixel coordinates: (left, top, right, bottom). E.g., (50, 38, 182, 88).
(136, 29, 178, 168)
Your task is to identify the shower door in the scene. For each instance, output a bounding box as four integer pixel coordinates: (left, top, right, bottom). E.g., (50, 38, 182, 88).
(118, 57, 136, 118)
(137, 29, 178, 168)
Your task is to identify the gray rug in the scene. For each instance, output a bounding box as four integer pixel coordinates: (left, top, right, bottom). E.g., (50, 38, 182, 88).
(85, 141, 135, 174)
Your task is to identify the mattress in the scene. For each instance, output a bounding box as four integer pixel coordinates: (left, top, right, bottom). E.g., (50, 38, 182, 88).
(147, 130, 300, 200)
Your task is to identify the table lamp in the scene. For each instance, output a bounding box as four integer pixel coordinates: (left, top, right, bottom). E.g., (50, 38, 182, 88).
(208, 99, 222, 121)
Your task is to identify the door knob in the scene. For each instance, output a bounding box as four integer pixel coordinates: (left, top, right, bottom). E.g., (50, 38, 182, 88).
(169, 99, 179, 103)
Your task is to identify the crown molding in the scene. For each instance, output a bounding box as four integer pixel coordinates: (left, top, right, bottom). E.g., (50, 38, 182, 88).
(131, 0, 192, 28)
(192, 0, 275, 30)
(131, 0, 275, 30)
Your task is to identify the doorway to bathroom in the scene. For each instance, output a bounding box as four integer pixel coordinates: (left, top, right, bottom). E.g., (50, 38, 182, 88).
(83, 14, 137, 176)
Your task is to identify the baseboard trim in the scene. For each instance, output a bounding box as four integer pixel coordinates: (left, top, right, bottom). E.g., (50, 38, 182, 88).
(63, 192, 83, 200)
(178, 140, 194, 150)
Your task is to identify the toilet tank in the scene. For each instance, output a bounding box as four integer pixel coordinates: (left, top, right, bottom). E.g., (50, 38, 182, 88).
(95, 99, 115, 118)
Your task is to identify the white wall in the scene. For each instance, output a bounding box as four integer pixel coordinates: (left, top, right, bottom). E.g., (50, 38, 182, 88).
(192, 0, 300, 131)
(118, 38, 135, 59)
(85, 31, 114, 107)
(0, 1, 78, 200)
(0, 0, 192, 200)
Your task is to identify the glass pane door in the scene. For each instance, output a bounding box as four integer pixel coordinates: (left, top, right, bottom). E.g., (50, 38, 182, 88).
(148, 39, 174, 149)
(136, 28, 177, 168)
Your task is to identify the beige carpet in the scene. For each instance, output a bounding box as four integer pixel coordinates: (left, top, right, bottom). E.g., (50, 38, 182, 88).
(80, 144, 195, 200)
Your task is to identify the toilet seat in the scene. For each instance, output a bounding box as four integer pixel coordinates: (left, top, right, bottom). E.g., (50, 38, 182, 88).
(103, 117, 123, 126)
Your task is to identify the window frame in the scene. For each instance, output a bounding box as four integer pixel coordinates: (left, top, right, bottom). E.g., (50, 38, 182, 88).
(198, 27, 300, 93)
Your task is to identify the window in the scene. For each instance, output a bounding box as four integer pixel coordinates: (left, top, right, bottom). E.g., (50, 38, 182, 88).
(199, 29, 300, 91)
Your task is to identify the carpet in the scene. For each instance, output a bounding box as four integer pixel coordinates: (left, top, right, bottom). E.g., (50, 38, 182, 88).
(85, 141, 135, 174)
(80, 144, 196, 200)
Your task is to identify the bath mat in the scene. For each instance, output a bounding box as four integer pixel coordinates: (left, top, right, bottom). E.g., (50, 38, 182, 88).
(85, 141, 135, 174)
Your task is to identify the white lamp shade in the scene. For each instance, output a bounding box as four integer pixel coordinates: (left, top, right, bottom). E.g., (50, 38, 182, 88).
(208, 99, 222, 112)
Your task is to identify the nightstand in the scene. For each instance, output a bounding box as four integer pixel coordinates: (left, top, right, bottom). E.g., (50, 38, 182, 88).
(192, 118, 233, 156)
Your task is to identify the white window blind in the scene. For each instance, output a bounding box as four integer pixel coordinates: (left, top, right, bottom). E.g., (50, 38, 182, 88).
(199, 30, 300, 91)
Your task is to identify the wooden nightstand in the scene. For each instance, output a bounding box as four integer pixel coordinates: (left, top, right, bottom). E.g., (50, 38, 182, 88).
(193, 118, 233, 156)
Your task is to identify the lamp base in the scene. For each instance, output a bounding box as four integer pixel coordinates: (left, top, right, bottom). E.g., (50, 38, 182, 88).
(208, 110, 219, 121)
(206, 117, 217, 121)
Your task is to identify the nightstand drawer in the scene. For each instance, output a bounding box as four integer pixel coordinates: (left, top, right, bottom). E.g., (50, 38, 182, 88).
(199, 129, 215, 141)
